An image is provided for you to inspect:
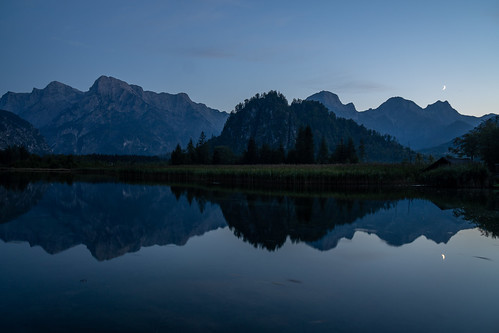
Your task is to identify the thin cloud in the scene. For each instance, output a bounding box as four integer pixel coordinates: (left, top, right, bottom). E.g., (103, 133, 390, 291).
(335, 80, 391, 93)
(175, 42, 300, 63)
(177, 46, 236, 59)
(50, 36, 91, 49)
(300, 73, 391, 94)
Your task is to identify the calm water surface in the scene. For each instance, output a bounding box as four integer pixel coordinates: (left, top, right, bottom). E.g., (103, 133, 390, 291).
(0, 181, 498, 332)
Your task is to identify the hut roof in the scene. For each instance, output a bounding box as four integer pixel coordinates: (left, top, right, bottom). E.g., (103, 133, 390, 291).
(424, 156, 472, 172)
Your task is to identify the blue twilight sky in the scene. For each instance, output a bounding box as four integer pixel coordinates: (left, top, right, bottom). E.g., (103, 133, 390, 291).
(0, 0, 498, 116)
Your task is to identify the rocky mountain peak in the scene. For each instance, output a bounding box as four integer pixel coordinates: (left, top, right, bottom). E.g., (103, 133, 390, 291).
(89, 75, 137, 97)
(317, 90, 340, 101)
(306, 90, 357, 119)
(425, 100, 454, 112)
(380, 96, 417, 108)
(45, 80, 70, 91)
(424, 100, 461, 125)
(309, 91, 343, 108)
(42, 81, 83, 99)
(175, 92, 191, 101)
(431, 100, 450, 106)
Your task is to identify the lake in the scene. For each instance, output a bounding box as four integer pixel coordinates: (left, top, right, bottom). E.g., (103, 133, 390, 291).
(1, 179, 498, 332)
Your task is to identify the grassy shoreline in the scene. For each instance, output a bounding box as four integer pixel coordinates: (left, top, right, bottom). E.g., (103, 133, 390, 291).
(113, 164, 419, 189)
(2, 163, 492, 189)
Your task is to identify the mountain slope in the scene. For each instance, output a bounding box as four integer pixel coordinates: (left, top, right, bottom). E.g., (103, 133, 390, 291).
(0, 76, 229, 155)
(214, 91, 411, 162)
(0, 110, 51, 154)
(306, 91, 496, 150)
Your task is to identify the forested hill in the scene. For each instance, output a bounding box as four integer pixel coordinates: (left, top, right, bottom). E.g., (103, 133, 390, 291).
(213, 91, 412, 163)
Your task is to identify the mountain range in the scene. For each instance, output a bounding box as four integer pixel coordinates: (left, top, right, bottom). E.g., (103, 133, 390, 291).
(307, 91, 496, 150)
(0, 76, 228, 155)
(1, 76, 495, 156)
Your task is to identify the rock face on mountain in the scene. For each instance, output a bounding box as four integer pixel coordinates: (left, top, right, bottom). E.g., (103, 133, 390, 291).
(307, 91, 496, 150)
(214, 91, 411, 162)
(0, 76, 228, 155)
(0, 110, 51, 154)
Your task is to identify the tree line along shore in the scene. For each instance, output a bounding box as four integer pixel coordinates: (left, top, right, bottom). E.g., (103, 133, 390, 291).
(0, 148, 493, 189)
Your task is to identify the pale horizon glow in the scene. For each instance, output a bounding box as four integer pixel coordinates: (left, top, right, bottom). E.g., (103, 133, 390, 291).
(0, 0, 497, 117)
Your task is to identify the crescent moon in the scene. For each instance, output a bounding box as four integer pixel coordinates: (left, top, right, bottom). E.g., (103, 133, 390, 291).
(442, 85, 446, 91)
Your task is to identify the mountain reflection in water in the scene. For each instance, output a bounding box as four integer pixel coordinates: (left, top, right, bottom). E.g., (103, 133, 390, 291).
(0, 182, 226, 260)
(0, 179, 497, 260)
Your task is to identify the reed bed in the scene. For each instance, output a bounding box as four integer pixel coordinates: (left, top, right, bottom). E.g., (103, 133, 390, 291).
(112, 163, 421, 190)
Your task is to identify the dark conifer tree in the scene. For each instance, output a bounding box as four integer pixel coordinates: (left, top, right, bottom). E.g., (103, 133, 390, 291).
(186, 139, 196, 164)
(358, 139, 366, 162)
(195, 131, 210, 164)
(295, 125, 314, 164)
(243, 137, 259, 164)
(171, 144, 184, 165)
(274, 143, 286, 164)
(259, 143, 273, 164)
(332, 139, 346, 163)
(212, 146, 235, 164)
(212, 149, 221, 165)
(346, 137, 358, 163)
(317, 136, 329, 164)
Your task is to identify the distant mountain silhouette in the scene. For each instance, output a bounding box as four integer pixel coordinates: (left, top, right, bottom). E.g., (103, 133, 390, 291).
(213, 91, 412, 162)
(307, 91, 497, 150)
(0, 109, 51, 154)
(0, 76, 228, 155)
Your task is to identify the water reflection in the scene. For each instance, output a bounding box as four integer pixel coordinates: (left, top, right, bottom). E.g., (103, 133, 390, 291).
(220, 193, 395, 251)
(0, 182, 225, 260)
(0, 177, 498, 260)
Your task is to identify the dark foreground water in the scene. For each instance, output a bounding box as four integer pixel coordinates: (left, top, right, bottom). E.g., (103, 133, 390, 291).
(0, 180, 498, 332)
